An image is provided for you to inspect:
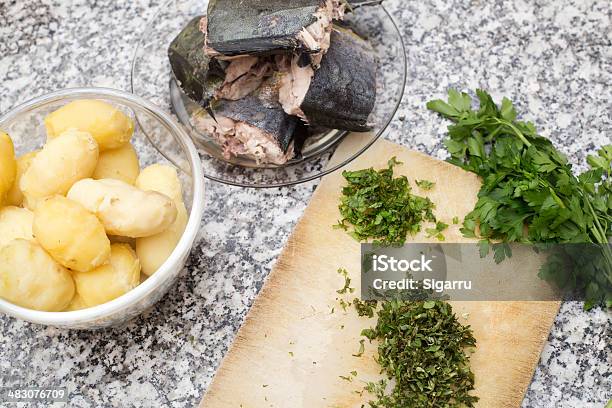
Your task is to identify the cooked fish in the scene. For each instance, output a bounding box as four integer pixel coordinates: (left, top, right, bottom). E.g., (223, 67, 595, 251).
(167, 16, 225, 106)
(170, 18, 276, 104)
(205, 0, 345, 57)
(215, 55, 275, 100)
(193, 78, 298, 165)
(278, 27, 377, 132)
(171, 8, 378, 165)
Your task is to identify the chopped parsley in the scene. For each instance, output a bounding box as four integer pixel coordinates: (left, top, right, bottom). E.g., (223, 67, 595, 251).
(336, 268, 355, 294)
(353, 298, 376, 318)
(335, 158, 436, 245)
(352, 339, 365, 357)
(425, 221, 449, 241)
(361, 300, 478, 407)
(415, 179, 435, 190)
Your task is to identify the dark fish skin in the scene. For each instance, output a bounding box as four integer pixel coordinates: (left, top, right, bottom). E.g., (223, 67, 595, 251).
(300, 27, 377, 132)
(212, 95, 298, 154)
(207, 0, 325, 56)
(168, 16, 225, 106)
(291, 121, 311, 159)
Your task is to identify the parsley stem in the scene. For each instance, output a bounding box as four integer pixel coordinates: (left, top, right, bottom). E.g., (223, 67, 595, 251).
(583, 193, 608, 244)
(581, 192, 612, 286)
(548, 187, 566, 209)
(492, 118, 532, 147)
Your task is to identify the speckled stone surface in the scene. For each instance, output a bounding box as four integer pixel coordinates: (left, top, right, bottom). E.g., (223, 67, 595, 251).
(0, 0, 610, 407)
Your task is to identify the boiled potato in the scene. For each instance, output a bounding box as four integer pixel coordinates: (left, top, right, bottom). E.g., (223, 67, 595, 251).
(0, 206, 34, 247)
(65, 294, 88, 311)
(136, 164, 188, 276)
(0, 131, 17, 205)
(33, 196, 110, 272)
(5, 151, 38, 207)
(21, 129, 98, 210)
(108, 235, 136, 247)
(137, 204, 187, 276)
(72, 243, 140, 307)
(93, 143, 139, 184)
(135, 164, 183, 203)
(0, 239, 75, 312)
(67, 178, 177, 238)
(45, 99, 134, 151)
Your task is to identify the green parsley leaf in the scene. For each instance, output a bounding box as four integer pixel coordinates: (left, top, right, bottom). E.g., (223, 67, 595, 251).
(428, 89, 612, 309)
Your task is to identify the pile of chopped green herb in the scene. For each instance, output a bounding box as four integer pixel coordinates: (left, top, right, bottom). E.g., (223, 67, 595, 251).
(427, 89, 612, 309)
(360, 300, 478, 408)
(334, 159, 478, 406)
(336, 158, 436, 245)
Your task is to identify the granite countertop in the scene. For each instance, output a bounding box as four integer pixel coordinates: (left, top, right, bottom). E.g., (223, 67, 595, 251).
(0, 0, 610, 407)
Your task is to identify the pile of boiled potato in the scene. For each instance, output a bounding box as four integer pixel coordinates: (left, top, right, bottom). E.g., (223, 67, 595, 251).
(0, 100, 188, 312)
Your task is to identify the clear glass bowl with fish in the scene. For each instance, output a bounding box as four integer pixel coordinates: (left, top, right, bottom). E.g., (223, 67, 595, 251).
(131, 0, 406, 187)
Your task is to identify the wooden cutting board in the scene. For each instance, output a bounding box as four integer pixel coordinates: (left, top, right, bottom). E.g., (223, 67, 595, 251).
(200, 136, 561, 408)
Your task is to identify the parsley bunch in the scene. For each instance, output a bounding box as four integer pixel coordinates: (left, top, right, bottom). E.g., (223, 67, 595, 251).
(361, 300, 478, 408)
(427, 89, 612, 308)
(336, 158, 436, 245)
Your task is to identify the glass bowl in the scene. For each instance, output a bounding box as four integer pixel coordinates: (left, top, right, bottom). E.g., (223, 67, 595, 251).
(131, 0, 406, 187)
(0, 88, 205, 329)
